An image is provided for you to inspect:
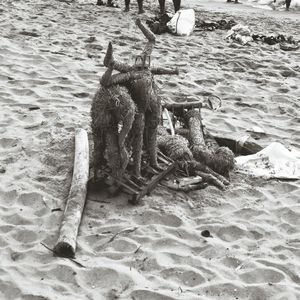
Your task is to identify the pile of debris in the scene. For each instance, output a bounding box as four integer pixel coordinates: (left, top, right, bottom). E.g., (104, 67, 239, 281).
(90, 19, 236, 204)
(195, 18, 237, 31)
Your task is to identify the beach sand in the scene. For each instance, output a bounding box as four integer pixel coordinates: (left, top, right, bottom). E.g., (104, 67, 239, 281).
(0, 0, 299, 299)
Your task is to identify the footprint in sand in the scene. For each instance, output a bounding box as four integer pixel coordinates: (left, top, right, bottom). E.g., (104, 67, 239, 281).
(17, 192, 46, 209)
(240, 268, 285, 284)
(78, 267, 130, 290)
(0, 138, 21, 150)
(108, 238, 138, 253)
(16, 111, 45, 129)
(133, 210, 182, 227)
(160, 267, 205, 287)
(0, 189, 18, 206)
(11, 229, 38, 244)
(4, 213, 33, 226)
(49, 264, 79, 285)
(217, 225, 247, 242)
(130, 289, 177, 300)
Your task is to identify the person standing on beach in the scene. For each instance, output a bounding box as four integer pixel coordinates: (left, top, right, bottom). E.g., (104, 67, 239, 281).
(285, 0, 292, 10)
(124, 0, 181, 14)
(159, 0, 181, 15)
(125, 0, 144, 13)
(274, 0, 292, 10)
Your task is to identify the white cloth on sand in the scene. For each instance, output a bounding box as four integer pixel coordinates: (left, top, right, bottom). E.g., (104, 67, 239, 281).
(225, 24, 253, 45)
(167, 9, 195, 36)
(235, 142, 300, 179)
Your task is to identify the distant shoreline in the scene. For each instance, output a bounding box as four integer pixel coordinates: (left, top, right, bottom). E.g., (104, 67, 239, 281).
(185, 0, 300, 22)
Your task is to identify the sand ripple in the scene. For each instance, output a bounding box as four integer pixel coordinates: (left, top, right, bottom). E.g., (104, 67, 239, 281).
(0, 0, 299, 299)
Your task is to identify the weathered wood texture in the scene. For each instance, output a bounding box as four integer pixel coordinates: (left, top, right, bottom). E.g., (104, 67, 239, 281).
(214, 134, 263, 155)
(54, 128, 89, 258)
(163, 101, 203, 110)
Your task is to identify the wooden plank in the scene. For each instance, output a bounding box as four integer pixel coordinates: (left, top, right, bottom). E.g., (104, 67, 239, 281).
(129, 161, 176, 205)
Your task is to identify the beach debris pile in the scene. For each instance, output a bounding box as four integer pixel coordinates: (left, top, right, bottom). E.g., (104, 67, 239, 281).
(225, 24, 299, 50)
(158, 103, 235, 191)
(195, 18, 237, 31)
(96, 0, 119, 8)
(147, 9, 195, 36)
(91, 19, 235, 203)
(91, 19, 179, 203)
(236, 142, 300, 180)
(225, 24, 253, 45)
(252, 33, 299, 50)
(146, 13, 172, 34)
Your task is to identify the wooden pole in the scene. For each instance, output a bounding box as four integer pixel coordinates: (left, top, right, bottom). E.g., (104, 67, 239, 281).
(54, 128, 89, 258)
(164, 101, 202, 110)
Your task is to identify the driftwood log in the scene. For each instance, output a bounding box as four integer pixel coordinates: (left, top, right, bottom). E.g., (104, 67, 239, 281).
(157, 125, 229, 190)
(214, 134, 263, 155)
(103, 19, 179, 178)
(185, 110, 235, 177)
(163, 101, 202, 110)
(54, 128, 89, 258)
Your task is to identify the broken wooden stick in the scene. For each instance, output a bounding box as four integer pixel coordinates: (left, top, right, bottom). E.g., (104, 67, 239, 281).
(163, 108, 175, 136)
(54, 128, 89, 258)
(129, 160, 176, 205)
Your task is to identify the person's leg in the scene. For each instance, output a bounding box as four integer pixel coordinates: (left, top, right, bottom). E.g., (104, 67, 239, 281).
(158, 0, 165, 15)
(286, 0, 291, 10)
(125, 0, 130, 11)
(173, 0, 181, 12)
(137, 0, 144, 14)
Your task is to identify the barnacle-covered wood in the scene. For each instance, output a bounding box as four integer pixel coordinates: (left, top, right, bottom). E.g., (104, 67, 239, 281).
(157, 126, 193, 161)
(136, 18, 156, 56)
(184, 109, 235, 177)
(54, 128, 89, 258)
(151, 67, 179, 75)
(103, 19, 179, 177)
(157, 125, 228, 190)
(91, 84, 136, 179)
(91, 43, 146, 180)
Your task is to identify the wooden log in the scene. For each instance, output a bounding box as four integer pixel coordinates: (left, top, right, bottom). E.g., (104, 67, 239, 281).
(185, 109, 205, 150)
(185, 109, 235, 177)
(178, 128, 263, 155)
(157, 126, 193, 161)
(54, 128, 89, 258)
(163, 101, 202, 110)
(151, 67, 179, 75)
(213, 133, 263, 155)
(136, 18, 156, 57)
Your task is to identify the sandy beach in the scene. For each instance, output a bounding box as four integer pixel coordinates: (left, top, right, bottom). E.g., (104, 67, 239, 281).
(0, 0, 299, 299)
